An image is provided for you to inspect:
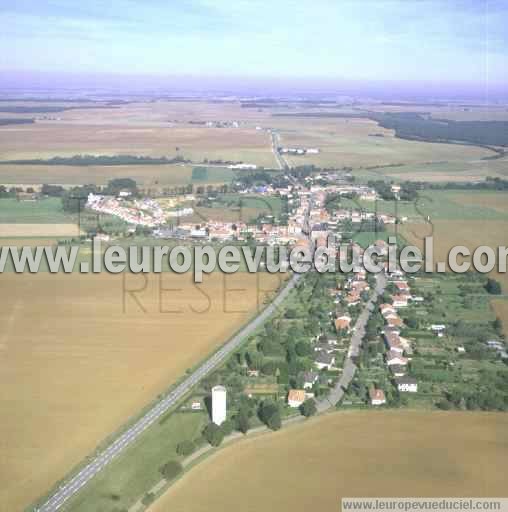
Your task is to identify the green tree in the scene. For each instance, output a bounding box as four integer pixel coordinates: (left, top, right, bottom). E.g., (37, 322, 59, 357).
(176, 440, 195, 456)
(259, 401, 282, 431)
(160, 460, 183, 481)
(203, 423, 225, 447)
(300, 399, 317, 417)
(485, 278, 502, 295)
(236, 411, 250, 434)
(221, 419, 234, 436)
(295, 341, 312, 357)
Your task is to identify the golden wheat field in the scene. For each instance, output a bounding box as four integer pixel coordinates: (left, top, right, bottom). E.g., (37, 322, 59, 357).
(150, 410, 508, 512)
(0, 271, 282, 511)
(398, 220, 508, 290)
(0, 223, 79, 237)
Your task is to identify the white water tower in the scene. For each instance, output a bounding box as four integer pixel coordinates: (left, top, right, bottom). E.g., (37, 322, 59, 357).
(211, 385, 227, 426)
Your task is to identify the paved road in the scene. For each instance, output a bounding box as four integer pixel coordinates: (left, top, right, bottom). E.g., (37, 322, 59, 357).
(35, 273, 303, 512)
(317, 273, 387, 412)
(269, 129, 289, 170)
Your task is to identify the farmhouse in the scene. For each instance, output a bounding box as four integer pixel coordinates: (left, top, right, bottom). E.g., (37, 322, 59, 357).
(314, 343, 335, 354)
(345, 293, 361, 306)
(430, 324, 446, 337)
(389, 365, 406, 378)
(384, 332, 404, 354)
(383, 325, 401, 336)
(395, 377, 418, 393)
(315, 352, 335, 370)
(394, 281, 410, 293)
(302, 371, 319, 390)
(391, 295, 409, 308)
(386, 315, 404, 328)
(369, 388, 386, 406)
(335, 315, 352, 332)
(380, 304, 397, 316)
(386, 351, 408, 366)
(288, 389, 306, 408)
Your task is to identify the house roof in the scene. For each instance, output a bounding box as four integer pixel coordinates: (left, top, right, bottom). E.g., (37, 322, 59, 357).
(315, 352, 335, 364)
(369, 388, 386, 401)
(335, 317, 351, 330)
(386, 351, 408, 363)
(385, 332, 403, 349)
(288, 389, 306, 402)
(387, 316, 403, 327)
(302, 371, 318, 382)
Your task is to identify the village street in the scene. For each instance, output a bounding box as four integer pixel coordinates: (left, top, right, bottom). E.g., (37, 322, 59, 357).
(317, 273, 387, 412)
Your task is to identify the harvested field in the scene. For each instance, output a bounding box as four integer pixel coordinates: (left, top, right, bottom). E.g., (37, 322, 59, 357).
(271, 117, 491, 169)
(149, 410, 508, 512)
(0, 238, 59, 247)
(382, 159, 508, 182)
(441, 191, 508, 215)
(0, 271, 282, 511)
(398, 218, 508, 328)
(399, 219, 508, 275)
(0, 223, 79, 237)
(0, 164, 237, 187)
(0, 122, 275, 167)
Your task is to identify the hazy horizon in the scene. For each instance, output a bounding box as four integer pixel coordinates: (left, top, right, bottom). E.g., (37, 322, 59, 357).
(1, 0, 507, 100)
(1, 71, 507, 102)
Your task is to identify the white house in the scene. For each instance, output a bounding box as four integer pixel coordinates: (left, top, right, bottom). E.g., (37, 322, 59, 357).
(395, 376, 418, 393)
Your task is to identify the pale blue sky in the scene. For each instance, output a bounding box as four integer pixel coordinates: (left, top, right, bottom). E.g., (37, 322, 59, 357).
(1, 0, 507, 84)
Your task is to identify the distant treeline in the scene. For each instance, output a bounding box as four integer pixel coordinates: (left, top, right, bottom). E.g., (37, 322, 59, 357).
(371, 112, 508, 149)
(0, 154, 190, 166)
(0, 118, 35, 126)
(273, 110, 508, 148)
(273, 112, 365, 118)
(0, 105, 119, 114)
(402, 176, 508, 192)
(0, 97, 96, 103)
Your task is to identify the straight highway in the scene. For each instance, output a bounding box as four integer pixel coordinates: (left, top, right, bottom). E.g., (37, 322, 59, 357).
(35, 272, 302, 511)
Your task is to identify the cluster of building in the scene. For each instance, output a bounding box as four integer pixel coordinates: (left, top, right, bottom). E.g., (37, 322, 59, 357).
(86, 193, 193, 227)
(370, 270, 418, 406)
(278, 147, 320, 155)
(486, 339, 508, 360)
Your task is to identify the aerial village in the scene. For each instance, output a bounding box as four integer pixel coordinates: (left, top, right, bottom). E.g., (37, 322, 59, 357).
(84, 172, 505, 414)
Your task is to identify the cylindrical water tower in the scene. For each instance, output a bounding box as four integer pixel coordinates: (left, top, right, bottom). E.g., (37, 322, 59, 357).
(211, 385, 227, 425)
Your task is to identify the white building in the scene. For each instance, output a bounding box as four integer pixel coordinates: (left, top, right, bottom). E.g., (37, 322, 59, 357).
(211, 385, 227, 426)
(395, 377, 418, 393)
